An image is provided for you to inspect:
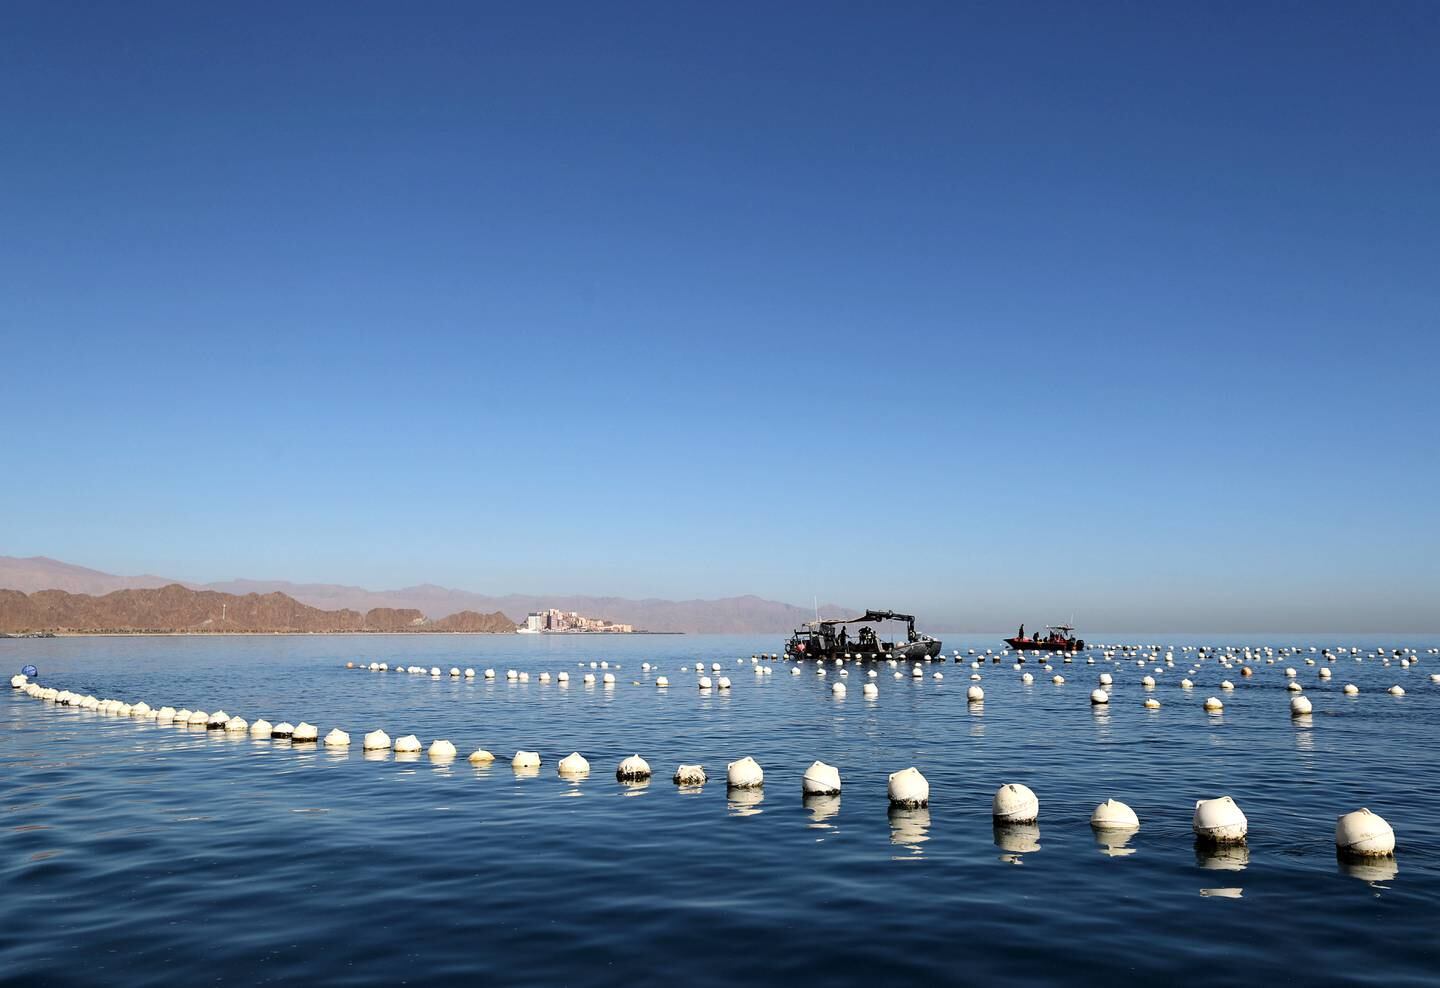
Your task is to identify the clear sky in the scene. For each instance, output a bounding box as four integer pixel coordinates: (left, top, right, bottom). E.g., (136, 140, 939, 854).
(2, 2, 1437, 630)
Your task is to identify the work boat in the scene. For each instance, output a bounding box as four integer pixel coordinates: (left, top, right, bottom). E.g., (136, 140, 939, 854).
(785, 610, 942, 662)
(1005, 624, 1085, 653)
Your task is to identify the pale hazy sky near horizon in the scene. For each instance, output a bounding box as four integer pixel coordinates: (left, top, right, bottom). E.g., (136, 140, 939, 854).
(2, 3, 1437, 631)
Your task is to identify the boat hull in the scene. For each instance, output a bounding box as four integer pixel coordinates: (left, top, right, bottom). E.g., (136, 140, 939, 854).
(1005, 637, 1084, 652)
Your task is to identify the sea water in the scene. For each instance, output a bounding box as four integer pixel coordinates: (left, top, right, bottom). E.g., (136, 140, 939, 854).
(3, 634, 1437, 985)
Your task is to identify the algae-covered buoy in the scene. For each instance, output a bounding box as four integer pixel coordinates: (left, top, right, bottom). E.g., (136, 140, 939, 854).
(802, 760, 842, 796)
(727, 756, 764, 789)
(887, 767, 928, 807)
(1193, 796, 1247, 843)
(673, 763, 707, 785)
(1335, 808, 1395, 857)
(993, 783, 1039, 824)
(617, 754, 651, 781)
(1091, 798, 1140, 830)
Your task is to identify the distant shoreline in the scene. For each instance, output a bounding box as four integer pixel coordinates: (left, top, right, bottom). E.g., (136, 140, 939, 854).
(0, 630, 687, 638)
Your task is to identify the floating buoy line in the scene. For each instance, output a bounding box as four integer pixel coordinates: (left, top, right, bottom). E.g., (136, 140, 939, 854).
(11, 640, 1430, 858)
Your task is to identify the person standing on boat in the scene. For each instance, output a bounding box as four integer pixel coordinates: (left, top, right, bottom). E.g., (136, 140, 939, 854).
(1018, 624, 1025, 641)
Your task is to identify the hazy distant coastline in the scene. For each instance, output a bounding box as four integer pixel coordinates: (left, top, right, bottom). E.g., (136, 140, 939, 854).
(0, 555, 847, 634)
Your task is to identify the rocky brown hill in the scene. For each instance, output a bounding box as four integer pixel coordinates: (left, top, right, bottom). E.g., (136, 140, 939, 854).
(0, 585, 517, 634)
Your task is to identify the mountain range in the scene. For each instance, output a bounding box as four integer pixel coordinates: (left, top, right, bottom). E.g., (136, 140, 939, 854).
(0, 556, 846, 634)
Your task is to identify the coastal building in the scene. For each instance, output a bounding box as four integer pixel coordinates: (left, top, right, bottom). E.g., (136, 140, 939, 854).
(514, 608, 633, 634)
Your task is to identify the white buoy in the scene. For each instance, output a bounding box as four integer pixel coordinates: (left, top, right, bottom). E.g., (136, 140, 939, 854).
(656, 676, 669, 688)
(1141, 675, 1156, 688)
(1090, 799, 1140, 830)
(1090, 688, 1109, 705)
(557, 671, 569, 682)
(394, 734, 422, 753)
(699, 676, 713, 690)
(363, 729, 391, 750)
(224, 716, 248, 733)
(887, 767, 929, 807)
(484, 668, 496, 680)
(156, 706, 176, 723)
(1099, 673, 1113, 686)
(1193, 796, 1248, 843)
(1021, 673, 1034, 685)
(556, 751, 590, 777)
(430, 667, 441, 677)
(1290, 695, 1313, 715)
(602, 672, 616, 685)
(468, 748, 495, 764)
(616, 754, 651, 780)
(511, 750, 541, 769)
(1335, 808, 1396, 857)
(863, 682, 878, 698)
(831, 682, 846, 697)
(465, 668, 476, 679)
(993, 783, 1039, 823)
(726, 755, 764, 789)
(911, 666, 923, 678)
(802, 760, 842, 796)
(673, 763, 707, 785)
(9, 674, 27, 689)
(1204, 696, 1224, 712)
(429, 739, 457, 760)
(1343, 683, 1359, 695)
(292, 723, 318, 742)
(188, 710, 211, 727)
(324, 728, 350, 747)
(717, 676, 731, 689)
(1144, 698, 1161, 709)
(1389, 685, 1405, 696)
(270, 721, 295, 739)
(250, 718, 274, 738)
(967, 685, 984, 702)
(1053, 675, 1065, 684)
(449, 667, 461, 678)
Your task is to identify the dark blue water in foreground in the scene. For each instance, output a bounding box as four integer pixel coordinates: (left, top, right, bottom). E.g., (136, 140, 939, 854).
(3, 633, 1439, 986)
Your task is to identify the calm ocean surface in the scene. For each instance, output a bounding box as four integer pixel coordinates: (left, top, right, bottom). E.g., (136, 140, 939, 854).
(3, 633, 1438, 986)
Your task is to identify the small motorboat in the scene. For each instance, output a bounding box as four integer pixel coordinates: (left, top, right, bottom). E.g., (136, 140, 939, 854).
(1005, 624, 1085, 652)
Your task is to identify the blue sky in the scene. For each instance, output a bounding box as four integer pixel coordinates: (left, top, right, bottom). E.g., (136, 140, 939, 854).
(2, 2, 1436, 630)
